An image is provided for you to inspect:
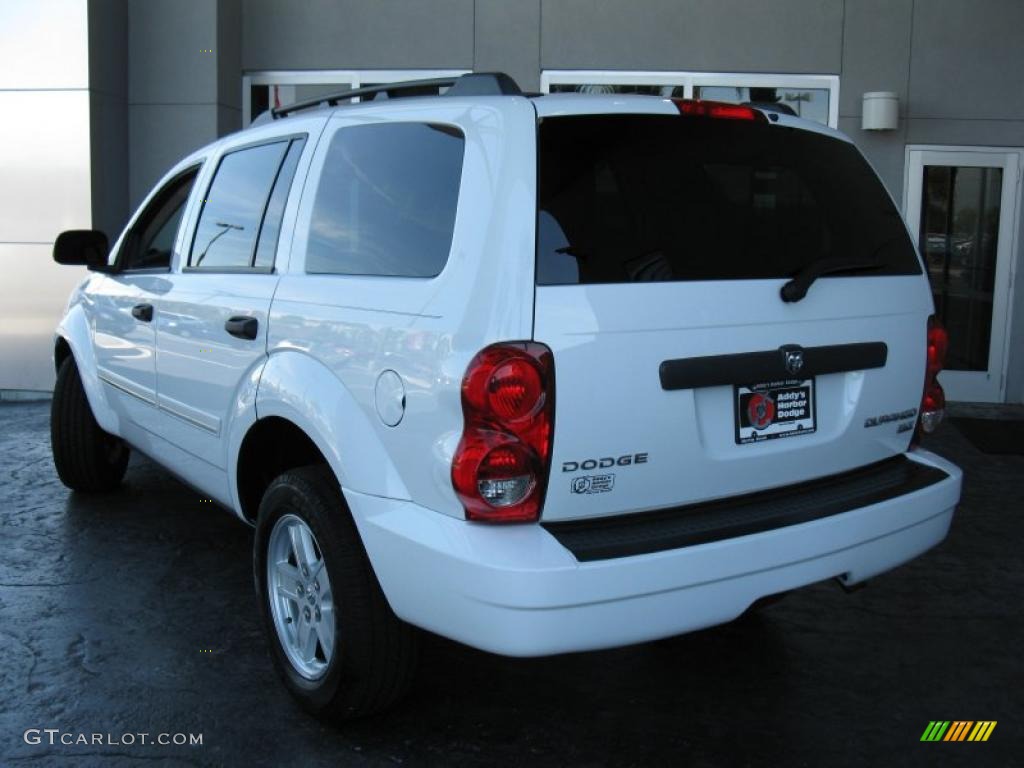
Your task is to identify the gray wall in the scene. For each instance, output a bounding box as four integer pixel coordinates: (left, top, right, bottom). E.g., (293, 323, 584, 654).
(92, 0, 1024, 401)
(89, 0, 128, 240)
(127, 0, 240, 210)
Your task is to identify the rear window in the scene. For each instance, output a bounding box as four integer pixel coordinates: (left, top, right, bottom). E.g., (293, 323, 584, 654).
(537, 115, 921, 285)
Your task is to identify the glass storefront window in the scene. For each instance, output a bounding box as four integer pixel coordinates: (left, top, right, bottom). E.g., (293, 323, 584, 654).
(919, 165, 1004, 371)
(542, 71, 839, 128)
(694, 85, 830, 125)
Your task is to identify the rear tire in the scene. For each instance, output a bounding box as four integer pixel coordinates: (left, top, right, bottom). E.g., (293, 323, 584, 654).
(50, 356, 129, 492)
(254, 465, 418, 721)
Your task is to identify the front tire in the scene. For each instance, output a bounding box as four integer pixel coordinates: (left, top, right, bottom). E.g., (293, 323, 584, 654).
(50, 356, 129, 492)
(254, 465, 418, 721)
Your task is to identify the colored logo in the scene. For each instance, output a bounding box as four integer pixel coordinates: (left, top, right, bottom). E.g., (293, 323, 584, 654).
(747, 393, 775, 429)
(920, 721, 997, 742)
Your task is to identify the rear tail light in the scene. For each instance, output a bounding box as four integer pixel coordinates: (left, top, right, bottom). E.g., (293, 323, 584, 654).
(919, 315, 948, 435)
(672, 99, 767, 122)
(452, 342, 554, 522)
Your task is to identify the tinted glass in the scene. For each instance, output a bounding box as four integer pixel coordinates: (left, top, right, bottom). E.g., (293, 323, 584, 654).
(537, 115, 921, 285)
(306, 122, 465, 277)
(549, 83, 686, 98)
(121, 168, 198, 270)
(254, 138, 305, 269)
(190, 141, 288, 269)
(919, 165, 1003, 371)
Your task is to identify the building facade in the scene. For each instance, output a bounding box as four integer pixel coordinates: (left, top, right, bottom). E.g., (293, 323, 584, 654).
(2, 0, 1022, 402)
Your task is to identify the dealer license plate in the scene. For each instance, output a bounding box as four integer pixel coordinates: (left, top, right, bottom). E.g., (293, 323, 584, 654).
(735, 378, 817, 444)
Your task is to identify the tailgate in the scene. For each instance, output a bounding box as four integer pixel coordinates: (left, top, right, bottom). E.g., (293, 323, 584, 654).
(533, 108, 931, 522)
(536, 278, 931, 521)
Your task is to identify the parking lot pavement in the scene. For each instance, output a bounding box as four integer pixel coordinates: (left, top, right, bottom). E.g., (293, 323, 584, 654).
(1, 400, 1020, 767)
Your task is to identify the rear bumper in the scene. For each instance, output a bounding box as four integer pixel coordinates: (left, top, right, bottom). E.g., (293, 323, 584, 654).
(348, 448, 961, 657)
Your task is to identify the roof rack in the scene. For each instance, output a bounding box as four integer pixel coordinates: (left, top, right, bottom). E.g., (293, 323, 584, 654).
(266, 72, 522, 121)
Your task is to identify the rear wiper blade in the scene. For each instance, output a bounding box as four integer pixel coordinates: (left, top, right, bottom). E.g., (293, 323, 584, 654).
(780, 257, 882, 302)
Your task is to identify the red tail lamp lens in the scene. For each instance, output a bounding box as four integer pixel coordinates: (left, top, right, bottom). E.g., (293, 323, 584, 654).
(919, 316, 948, 435)
(487, 358, 543, 421)
(927, 320, 948, 377)
(673, 99, 766, 122)
(477, 443, 537, 507)
(452, 342, 554, 523)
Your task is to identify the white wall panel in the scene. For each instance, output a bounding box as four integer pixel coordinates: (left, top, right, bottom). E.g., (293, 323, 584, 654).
(0, 0, 89, 89)
(0, 1, 91, 392)
(0, 91, 92, 243)
(0, 245, 87, 391)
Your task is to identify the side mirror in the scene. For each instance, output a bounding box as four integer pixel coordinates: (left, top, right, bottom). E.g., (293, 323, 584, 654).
(53, 230, 112, 271)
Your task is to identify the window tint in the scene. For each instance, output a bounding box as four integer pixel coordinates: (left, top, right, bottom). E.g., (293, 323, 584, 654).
(306, 122, 465, 277)
(190, 141, 288, 269)
(254, 138, 305, 269)
(537, 115, 921, 286)
(120, 168, 198, 270)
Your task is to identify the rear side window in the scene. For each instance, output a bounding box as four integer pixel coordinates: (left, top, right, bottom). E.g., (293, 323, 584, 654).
(537, 115, 921, 285)
(190, 137, 305, 270)
(306, 122, 465, 277)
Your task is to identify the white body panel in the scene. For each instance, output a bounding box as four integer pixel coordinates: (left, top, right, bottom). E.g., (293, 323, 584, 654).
(90, 273, 164, 432)
(267, 97, 539, 517)
(351, 449, 961, 656)
(154, 273, 278, 466)
(536, 277, 933, 521)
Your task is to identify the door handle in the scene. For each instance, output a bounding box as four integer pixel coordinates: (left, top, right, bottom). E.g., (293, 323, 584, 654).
(224, 316, 258, 340)
(131, 303, 154, 322)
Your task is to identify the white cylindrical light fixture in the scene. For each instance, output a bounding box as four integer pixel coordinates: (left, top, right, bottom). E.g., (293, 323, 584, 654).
(862, 91, 899, 130)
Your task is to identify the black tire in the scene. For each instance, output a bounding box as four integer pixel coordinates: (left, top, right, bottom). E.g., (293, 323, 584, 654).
(254, 464, 418, 721)
(50, 356, 130, 492)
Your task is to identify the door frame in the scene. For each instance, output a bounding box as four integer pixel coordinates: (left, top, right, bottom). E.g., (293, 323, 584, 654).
(902, 144, 1023, 403)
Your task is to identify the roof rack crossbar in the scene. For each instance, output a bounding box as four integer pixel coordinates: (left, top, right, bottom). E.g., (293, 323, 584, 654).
(270, 72, 521, 120)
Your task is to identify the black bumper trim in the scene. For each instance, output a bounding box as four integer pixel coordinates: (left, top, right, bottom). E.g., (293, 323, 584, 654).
(542, 455, 949, 562)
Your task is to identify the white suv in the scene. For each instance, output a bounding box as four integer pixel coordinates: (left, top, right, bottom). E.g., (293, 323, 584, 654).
(50, 73, 962, 720)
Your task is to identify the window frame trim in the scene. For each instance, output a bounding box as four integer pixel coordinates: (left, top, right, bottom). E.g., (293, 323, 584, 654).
(540, 70, 840, 128)
(184, 132, 309, 274)
(115, 164, 204, 274)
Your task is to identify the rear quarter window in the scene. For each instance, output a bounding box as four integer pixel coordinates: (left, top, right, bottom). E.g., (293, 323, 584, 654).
(306, 122, 465, 278)
(537, 115, 921, 285)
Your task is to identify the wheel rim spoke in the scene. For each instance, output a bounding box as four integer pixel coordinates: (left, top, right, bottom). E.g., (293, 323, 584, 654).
(266, 513, 336, 680)
(289, 524, 318, 572)
(317, 607, 335, 660)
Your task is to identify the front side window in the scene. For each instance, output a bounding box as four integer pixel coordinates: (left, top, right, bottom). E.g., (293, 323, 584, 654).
(537, 114, 921, 286)
(306, 122, 465, 278)
(189, 139, 301, 270)
(119, 168, 198, 271)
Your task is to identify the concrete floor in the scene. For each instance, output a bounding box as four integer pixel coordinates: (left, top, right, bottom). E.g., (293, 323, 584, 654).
(1, 400, 1020, 767)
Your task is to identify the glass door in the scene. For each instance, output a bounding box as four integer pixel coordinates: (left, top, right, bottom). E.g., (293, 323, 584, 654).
(905, 148, 1021, 402)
